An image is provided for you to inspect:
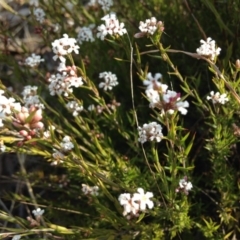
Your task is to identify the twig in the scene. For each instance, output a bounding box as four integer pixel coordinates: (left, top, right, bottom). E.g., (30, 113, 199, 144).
(183, 0, 207, 40)
(139, 48, 240, 104)
(127, 33, 167, 208)
(17, 153, 47, 239)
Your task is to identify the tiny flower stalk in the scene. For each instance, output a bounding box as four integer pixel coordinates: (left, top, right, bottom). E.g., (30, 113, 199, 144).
(156, 42, 184, 83)
(152, 23, 164, 43)
(76, 66, 100, 97)
(134, 42, 142, 67)
(150, 144, 170, 196)
(151, 143, 164, 175)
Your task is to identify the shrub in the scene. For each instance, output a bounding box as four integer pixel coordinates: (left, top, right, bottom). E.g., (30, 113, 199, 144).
(0, 0, 239, 239)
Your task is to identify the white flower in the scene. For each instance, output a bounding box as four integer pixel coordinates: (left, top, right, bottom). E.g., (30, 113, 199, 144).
(51, 23, 61, 32)
(145, 88, 160, 108)
(25, 53, 44, 67)
(118, 188, 154, 217)
(77, 25, 95, 44)
(144, 81, 189, 115)
(32, 208, 44, 217)
(175, 100, 190, 115)
(162, 90, 189, 115)
(48, 72, 83, 97)
(88, 104, 95, 111)
(135, 17, 164, 39)
(12, 235, 21, 240)
(82, 184, 91, 194)
(33, 8, 45, 23)
(0, 119, 3, 128)
(99, 71, 118, 91)
(138, 122, 163, 143)
(0, 90, 21, 126)
(22, 85, 38, 98)
(21, 85, 44, 109)
(118, 193, 139, 216)
(24, 95, 44, 109)
(66, 101, 83, 117)
(91, 186, 99, 196)
(48, 73, 68, 96)
(139, 17, 158, 35)
(29, 0, 39, 7)
(143, 72, 167, 92)
(176, 177, 193, 195)
(57, 62, 67, 72)
(82, 184, 99, 196)
(0, 143, 6, 152)
(52, 34, 80, 62)
(179, 180, 193, 191)
(43, 125, 55, 139)
(98, 0, 113, 11)
(97, 13, 127, 40)
(196, 37, 221, 61)
(132, 188, 154, 211)
(207, 91, 228, 104)
(60, 136, 74, 152)
(52, 149, 64, 159)
(52, 149, 64, 165)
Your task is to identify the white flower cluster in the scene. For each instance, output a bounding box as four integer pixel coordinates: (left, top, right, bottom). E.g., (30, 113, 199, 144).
(52, 34, 80, 63)
(48, 64, 83, 96)
(207, 91, 229, 104)
(77, 25, 95, 44)
(43, 125, 55, 139)
(135, 17, 164, 38)
(138, 122, 163, 144)
(33, 8, 45, 23)
(52, 149, 64, 165)
(88, 0, 113, 11)
(25, 53, 44, 67)
(60, 136, 74, 152)
(32, 207, 44, 217)
(21, 85, 44, 109)
(139, 17, 158, 35)
(51, 136, 74, 165)
(82, 184, 99, 196)
(66, 101, 83, 117)
(144, 72, 189, 115)
(97, 13, 127, 40)
(176, 177, 193, 195)
(0, 90, 21, 127)
(118, 188, 154, 218)
(196, 37, 221, 61)
(99, 71, 118, 91)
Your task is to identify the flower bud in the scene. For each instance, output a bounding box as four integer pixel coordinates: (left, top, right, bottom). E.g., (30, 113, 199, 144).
(31, 122, 44, 129)
(19, 130, 28, 137)
(15, 112, 28, 123)
(157, 21, 164, 32)
(31, 109, 43, 123)
(236, 59, 240, 69)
